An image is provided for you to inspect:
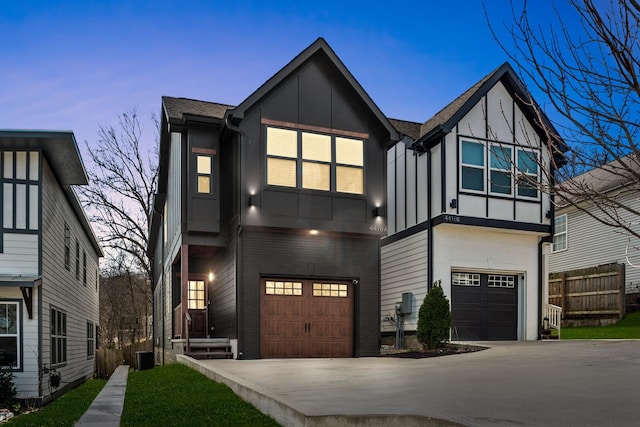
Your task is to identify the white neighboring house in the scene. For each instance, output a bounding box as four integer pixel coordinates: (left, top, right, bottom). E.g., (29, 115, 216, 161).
(382, 63, 564, 342)
(548, 161, 640, 295)
(0, 130, 102, 404)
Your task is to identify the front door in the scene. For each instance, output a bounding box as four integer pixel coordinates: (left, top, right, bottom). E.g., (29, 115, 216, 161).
(188, 279, 207, 338)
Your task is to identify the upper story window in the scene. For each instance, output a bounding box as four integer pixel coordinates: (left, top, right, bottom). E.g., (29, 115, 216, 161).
(64, 223, 71, 270)
(75, 239, 80, 280)
(196, 155, 212, 194)
(461, 140, 485, 192)
(553, 214, 567, 252)
(460, 139, 540, 200)
(490, 145, 512, 195)
(83, 250, 87, 285)
(266, 126, 364, 195)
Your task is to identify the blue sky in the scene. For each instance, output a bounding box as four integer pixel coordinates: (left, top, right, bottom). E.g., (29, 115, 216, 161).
(1, 1, 567, 159)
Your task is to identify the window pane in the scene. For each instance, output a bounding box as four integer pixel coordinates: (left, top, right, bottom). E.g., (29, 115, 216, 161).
(267, 158, 297, 187)
(15, 184, 26, 229)
(336, 166, 363, 194)
(197, 176, 211, 193)
(490, 171, 511, 194)
(518, 176, 538, 198)
(462, 141, 484, 166)
(462, 166, 484, 191)
(491, 146, 511, 170)
(0, 337, 17, 367)
(7, 305, 16, 334)
(336, 137, 363, 166)
(302, 162, 330, 191)
(555, 215, 567, 233)
(197, 155, 211, 174)
(302, 133, 331, 162)
(29, 184, 38, 230)
(16, 152, 27, 180)
(3, 184, 11, 228)
(518, 150, 538, 174)
(3, 152, 13, 179)
(267, 127, 297, 158)
(29, 152, 39, 180)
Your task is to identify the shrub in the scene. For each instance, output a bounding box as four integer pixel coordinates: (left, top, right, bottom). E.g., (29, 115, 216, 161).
(416, 280, 452, 349)
(0, 355, 16, 409)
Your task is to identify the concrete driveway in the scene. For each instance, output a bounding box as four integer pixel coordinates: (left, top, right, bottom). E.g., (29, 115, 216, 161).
(180, 340, 640, 426)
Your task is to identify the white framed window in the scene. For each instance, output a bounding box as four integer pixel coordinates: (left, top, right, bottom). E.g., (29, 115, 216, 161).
(266, 126, 365, 195)
(0, 302, 20, 368)
(452, 272, 481, 286)
(488, 275, 515, 288)
(51, 307, 67, 366)
(489, 145, 512, 195)
(460, 140, 485, 192)
(265, 280, 303, 296)
(517, 149, 540, 198)
(553, 214, 567, 252)
(196, 155, 212, 194)
(188, 280, 206, 309)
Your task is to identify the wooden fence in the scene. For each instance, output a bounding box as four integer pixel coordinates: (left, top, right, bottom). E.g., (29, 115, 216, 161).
(95, 340, 153, 379)
(549, 263, 625, 327)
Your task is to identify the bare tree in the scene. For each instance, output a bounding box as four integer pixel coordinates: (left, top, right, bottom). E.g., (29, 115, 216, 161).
(79, 108, 158, 344)
(487, 0, 640, 241)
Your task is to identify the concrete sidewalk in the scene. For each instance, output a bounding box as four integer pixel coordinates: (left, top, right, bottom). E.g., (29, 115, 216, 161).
(75, 365, 129, 427)
(180, 340, 640, 427)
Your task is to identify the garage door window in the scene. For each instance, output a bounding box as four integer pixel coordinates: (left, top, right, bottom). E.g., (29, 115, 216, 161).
(488, 275, 515, 288)
(452, 273, 480, 286)
(265, 281, 302, 296)
(312, 283, 348, 297)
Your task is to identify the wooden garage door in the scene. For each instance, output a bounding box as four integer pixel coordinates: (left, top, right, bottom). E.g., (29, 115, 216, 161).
(451, 273, 518, 340)
(260, 279, 353, 358)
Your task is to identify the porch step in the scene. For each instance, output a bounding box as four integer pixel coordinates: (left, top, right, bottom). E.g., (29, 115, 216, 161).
(188, 351, 234, 359)
(183, 338, 233, 359)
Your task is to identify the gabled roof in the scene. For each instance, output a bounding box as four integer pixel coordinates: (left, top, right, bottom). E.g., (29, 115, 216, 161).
(0, 130, 102, 257)
(388, 118, 422, 140)
(411, 62, 565, 155)
(228, 37, 399, 141)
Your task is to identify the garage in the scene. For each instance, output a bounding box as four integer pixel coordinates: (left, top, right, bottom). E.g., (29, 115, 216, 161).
(260, 279, 354, 358)
(451, 272, 518, 340)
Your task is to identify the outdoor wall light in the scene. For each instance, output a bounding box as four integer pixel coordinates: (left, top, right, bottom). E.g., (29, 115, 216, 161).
(309, 229, 319, 235)
(545, 210, 552, 219)
(248, 195, 254, 207)
(208, 272, 215, 282)
(450, 199, 458, 209)
(373, 206, 380, 217)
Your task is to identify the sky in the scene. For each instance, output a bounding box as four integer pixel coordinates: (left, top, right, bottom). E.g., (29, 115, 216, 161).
(1, 0, 572, 164)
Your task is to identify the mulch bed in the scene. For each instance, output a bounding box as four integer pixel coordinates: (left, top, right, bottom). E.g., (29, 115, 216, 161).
(380, 343, 486, 359)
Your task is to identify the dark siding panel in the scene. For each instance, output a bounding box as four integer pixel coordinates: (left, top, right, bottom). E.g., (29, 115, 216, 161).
(299, 59, 332, 127)
(260, 77, 299, 123)
(263, 190, 299, 217)
(331, 78, 368, 134)
(299, 194, 332, 219)
(238, 228, 380, 359)
(334, 197, 366, 222)
(187, 125, 220, 233)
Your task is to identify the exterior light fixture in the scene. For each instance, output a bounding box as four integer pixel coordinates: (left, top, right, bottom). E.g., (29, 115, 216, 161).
(450, 199, 458, 209)
(309, 229, 319, 235)
(248, 195, 254, 207)
(208, 272, 215, 282)
(373, 207, 380, 217)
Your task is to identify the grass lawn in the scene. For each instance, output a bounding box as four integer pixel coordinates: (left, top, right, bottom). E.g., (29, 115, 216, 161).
(121, 363, 281, 427)
(7, 379, 106, 426)
(561, 311, 640, 339)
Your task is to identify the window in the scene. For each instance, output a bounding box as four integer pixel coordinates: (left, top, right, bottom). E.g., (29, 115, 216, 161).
(187, 280, 205, 309)
(0, 302, 19, 368)
(266, 126, 365, 195)
(312, 283, 348, 297)
(517, 149, 539, 198)
(265, 280, 302, 296)
(461, 140, 485, 192)
(64, 223, 71, 270)
(490, 145, 512, 195)
(83, 251, 87, 285)
(51, 308, 67, 366)
(553, 214, 567, 252)
(2, 151, 39, 231)
(488, 275, 515, 288)
(452, 272, 481, 286)
(75, 239, 80, 280)
(87, 321, 95, 357)
(196, 155, 212, 194)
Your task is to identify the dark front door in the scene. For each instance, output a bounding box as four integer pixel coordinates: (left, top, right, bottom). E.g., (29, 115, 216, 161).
(188, 279, 207, 338)
(260, 279, 353, 358)
(451, 272, 518, 340)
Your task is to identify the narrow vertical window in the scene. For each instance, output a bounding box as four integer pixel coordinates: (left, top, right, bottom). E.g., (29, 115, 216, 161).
(75, 239, 80, 280)
(461, 140, 485, 192)
(490, 145, 512, 195)
(83, 251, 87, 285)
(196, 155, 212, 194)
(51, 308, 67, 365)
(87, 321, 95, 357)
(64, 223, 71, 270)
(266, 127, 297, 187)
(553, 214, 567, 252)
(336, 137, 364, 194)
(163, 202, 168, 246)
(302, 132, 331, 191)
(517, 149, 539, 198)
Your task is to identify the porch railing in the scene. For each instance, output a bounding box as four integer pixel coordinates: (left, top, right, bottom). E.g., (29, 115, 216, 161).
(544, 303, 562, 338)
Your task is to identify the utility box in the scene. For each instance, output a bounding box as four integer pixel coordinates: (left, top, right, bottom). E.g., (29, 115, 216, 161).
(400, 292, 413, 314)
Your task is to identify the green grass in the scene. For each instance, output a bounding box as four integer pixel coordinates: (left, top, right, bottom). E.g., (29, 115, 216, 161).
(561, 311, 640, 339)
(7, 379, 106, 426)
(121, 363, 281, 427)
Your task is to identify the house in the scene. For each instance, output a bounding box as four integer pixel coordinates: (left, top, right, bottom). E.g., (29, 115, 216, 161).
(148, 38, 399, 361)
(0, 130, 102, 404)
(548, 159, 640, 296)
(381, 63, 565, 343)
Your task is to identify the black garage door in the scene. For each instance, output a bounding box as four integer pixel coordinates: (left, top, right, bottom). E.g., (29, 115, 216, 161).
(451, 272, 518, 340)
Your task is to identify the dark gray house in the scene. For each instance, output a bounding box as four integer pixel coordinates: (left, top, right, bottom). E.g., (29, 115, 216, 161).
(149, 38, 399, 361)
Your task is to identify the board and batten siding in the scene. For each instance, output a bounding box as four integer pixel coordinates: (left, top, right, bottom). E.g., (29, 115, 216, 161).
(164, 132, 183, 265)
(40, 159, 99, 400)
(386, 142, 429, 235)
(549, 192, 640, 294)
(380, 230, 428, 333)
